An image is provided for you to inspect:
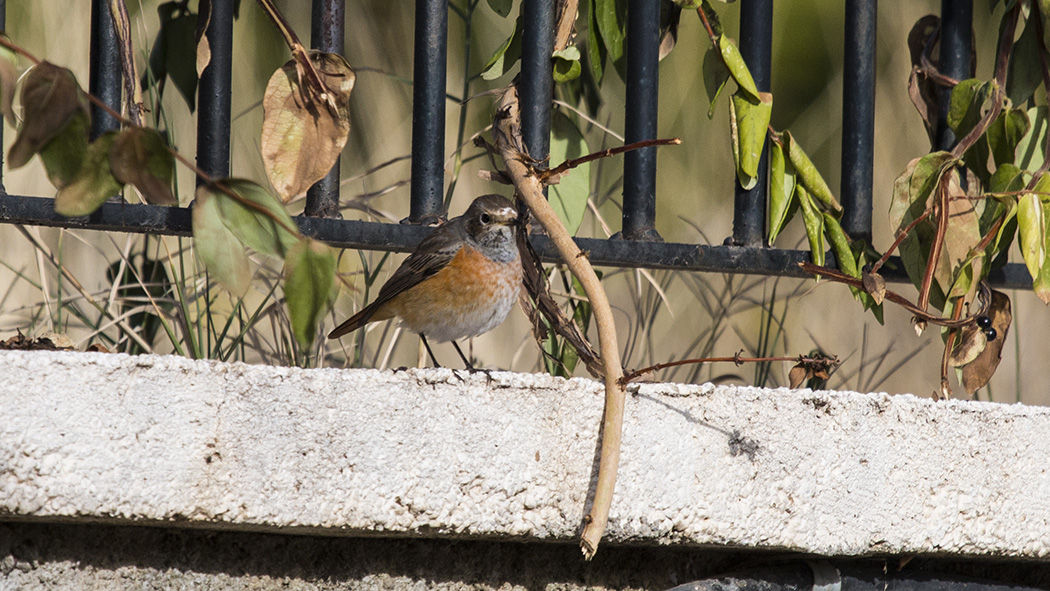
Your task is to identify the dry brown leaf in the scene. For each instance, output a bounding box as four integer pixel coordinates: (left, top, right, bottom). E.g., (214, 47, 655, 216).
(261, 51, 355, 202)
(195, 0, 212, 77)
(960, 290, 1011, 395)
(788, 364, 808, 389)
(948, 325, 986, 368)
(862, 269, 886, 305)
(110, 127, 176, 206)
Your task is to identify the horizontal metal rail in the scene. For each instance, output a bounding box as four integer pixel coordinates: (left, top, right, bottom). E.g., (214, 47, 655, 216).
(0, 194, 1033, 289)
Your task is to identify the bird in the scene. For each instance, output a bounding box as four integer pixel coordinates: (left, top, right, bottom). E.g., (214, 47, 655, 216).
(328, 194, 522, 369)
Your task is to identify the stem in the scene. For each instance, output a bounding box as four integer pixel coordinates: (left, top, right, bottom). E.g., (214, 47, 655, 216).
(917, 170, 953, 312)
(938, 296, 965, 400)
(254, 0, 337, 113)
(545, 138, 681, 179)
(621, 353, 837, 385)
(871, 209, 932, 274)
(798, 261, 990, 327)
(492, 85, 625, 560)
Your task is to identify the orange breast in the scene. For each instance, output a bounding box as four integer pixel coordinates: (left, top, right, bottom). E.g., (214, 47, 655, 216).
(386, 245, 521, 342)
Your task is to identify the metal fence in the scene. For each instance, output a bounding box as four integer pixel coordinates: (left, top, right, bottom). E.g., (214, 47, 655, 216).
(0, 0, 1033, 289)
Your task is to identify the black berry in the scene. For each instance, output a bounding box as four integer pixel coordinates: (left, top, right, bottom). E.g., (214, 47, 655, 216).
(976, 315, 992, 329)
(984, 327, 997, 341)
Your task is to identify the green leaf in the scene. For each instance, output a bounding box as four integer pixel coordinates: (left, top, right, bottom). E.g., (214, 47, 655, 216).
(548, 111, 591, 234)
(984, 163, 1024, 265)
(587, 0, 607, 84)
(731, 91, 772, 190)
(192, 187, 251, 296)
(1007, 11, 1043, 107)
(1034, 235, 1050, 304)
(783, 131, 842, 215)
(37, 111, 90, 189)
(1018, 191, 1045, 279)
(203, 179, 300, 257)
(553, 46, 582, 83)
(767, 138, 796, 245)
(986, 108, 1029, 167)
(109, 127, 177, 205)
(54, 132, 124, 217)
(595, 0, 627, 80)
(718, 34, 759, 100)
(947, 79, 995, 181)
(481, 14, 523, 81)
(947, 78, 983, 133)
(797, 185, 825, 266)
(824, 213, 857, 279)
(8, 62, 90, 169)
(702, 44, 730, 118)
(486, 0, 513, 18)
(888, 152, 956, 293)
(1016, 106, 1048, 172)
(284, 238, 336, 350)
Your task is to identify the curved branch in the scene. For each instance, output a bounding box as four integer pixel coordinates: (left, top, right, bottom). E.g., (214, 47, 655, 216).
(491, 85, 625, 560)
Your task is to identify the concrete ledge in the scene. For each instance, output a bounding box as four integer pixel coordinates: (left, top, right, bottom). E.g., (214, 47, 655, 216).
(2, 350, 1049, 559)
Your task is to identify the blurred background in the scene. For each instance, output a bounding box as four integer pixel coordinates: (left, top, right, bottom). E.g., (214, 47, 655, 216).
(0, 1, 1043, 403)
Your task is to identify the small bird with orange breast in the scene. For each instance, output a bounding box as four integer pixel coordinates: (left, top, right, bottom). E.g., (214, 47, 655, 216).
(328, 194, 522, 369)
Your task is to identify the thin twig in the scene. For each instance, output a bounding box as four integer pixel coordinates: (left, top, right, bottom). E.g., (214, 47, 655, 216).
(544, 138, 681, 180)
(620, 353, 837, 385)
(798, 261, 990, 327)
(871, 208, 932, 274)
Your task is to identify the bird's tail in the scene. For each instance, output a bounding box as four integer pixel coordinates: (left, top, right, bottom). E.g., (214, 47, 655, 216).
(327, 306, 376, 339)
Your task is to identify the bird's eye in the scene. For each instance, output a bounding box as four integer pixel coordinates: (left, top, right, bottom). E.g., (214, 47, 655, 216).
(480, 213, 492, 224)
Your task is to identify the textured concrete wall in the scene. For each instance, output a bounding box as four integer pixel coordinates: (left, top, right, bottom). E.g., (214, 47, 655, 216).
(2, 349, 1050, 588)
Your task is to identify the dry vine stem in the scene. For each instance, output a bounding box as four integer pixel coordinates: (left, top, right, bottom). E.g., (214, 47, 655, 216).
(491, 84, 625, 560)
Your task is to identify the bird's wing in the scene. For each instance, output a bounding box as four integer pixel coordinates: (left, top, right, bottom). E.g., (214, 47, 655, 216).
(328, 221, 463, 339)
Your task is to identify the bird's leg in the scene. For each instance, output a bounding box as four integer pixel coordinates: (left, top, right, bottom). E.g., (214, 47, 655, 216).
(452, 340, 494, 382)
(420, 334, 442, 368)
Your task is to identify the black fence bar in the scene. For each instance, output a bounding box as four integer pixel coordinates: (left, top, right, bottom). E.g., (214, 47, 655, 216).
(196, 0, 234, 182)
(840, 0, 876, 242)
(620, 0, 661, 241)
(731, 0, 773, 247)
(937, 0, 973, 151)
(519, 0, 554, 176)
(0, 0, 6, 193)
(89, 0, 121, 140)
(408, 0, 447, 224)
(0, 194, 1034, 288)
(305, 0, 345, 219)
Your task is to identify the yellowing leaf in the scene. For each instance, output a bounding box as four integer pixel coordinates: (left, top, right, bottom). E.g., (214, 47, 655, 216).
(797, 185, 825, 267)
(767, 138, 796, 245)
(192, 187, 251, 296)
(262, 51, 355, 202)
(783, 130, 842, 215)
(731, 90, 772, 190)
(718, 34, 758, 100)
(54, 132, 124, 217)
(1018, 191, 1045, 279)
(284, 238, 336, 350)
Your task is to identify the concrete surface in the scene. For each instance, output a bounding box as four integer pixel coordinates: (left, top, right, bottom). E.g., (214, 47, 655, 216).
(2, 349, 1050, 564)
